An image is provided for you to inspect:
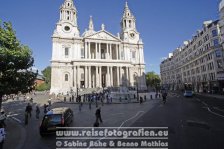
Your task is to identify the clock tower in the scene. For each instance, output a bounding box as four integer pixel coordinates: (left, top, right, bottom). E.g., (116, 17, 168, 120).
(120, 2, 140, 43)
(53, 0, 80, 38)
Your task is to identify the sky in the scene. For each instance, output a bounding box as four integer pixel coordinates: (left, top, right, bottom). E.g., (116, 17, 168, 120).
(0, 0, 220, 74)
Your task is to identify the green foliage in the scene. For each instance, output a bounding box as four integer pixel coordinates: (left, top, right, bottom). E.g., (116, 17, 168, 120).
(145, 71, 161, 89)
(36, 83, 50, 91)
(0, 20, 37, 100)
(42, 66, 51, 84)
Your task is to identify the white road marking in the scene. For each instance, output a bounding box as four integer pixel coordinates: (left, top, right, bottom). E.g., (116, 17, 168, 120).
(10, 116, 22, 124)
(214, 107, 224, 112)
(194, 98, 224, 119)
(87, 111, 145, 149)
(7, 114, 20, 117)
(119, 111, 144, 128)
(207, 107, 224, 118)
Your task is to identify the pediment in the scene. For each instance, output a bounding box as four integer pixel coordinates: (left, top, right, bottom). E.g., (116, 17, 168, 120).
(85, 30, 121, 41)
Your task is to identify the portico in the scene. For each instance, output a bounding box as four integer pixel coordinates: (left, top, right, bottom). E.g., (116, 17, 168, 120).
(71, 65, 131, 89)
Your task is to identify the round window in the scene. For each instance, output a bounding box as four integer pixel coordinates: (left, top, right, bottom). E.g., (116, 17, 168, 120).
(64, 26, 70, 31)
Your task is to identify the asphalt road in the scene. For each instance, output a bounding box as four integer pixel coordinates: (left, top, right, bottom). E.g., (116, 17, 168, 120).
(2, 94, 159, 149)
(131, 93, 224, 149)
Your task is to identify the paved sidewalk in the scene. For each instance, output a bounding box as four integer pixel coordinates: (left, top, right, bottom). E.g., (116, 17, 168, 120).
(3, 118, 26, 149)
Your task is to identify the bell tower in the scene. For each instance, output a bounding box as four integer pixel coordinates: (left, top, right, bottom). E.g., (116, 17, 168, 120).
(120, 2, 140, 43)
(60, 0, 77, 26)
(53, 0, 80, 38)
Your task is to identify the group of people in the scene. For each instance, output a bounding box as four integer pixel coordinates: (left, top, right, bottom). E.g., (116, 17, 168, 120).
(24, 103, 47, 125)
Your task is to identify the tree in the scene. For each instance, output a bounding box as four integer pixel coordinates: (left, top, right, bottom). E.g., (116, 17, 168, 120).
(42, 66, 51, 84)
(0, 20, 37, 109)
(36, 66, 51, 91)
(145, 72, 161, 90)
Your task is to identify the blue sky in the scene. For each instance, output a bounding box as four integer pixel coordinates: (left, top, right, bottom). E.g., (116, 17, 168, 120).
(0, 0, 220, 74)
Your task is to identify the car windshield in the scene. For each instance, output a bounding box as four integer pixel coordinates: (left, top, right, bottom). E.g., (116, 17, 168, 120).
(42, 114, 62, 127)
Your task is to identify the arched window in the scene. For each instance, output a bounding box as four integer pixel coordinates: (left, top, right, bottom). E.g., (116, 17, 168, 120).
(65, 74, 68, 81)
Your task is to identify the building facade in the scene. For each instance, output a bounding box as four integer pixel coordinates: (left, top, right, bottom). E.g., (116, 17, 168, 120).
(219, 0, 224, 87)
(160, 20, 224, 93)
(50, 0, 146, 94)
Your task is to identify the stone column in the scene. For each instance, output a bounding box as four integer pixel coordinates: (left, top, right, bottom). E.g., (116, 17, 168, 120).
(99, 66, 102, 88)
(88, 66, 91, 88)
(117, 66, 120, 86)
(106, 66, 110, 87)
(99, 43, 101, 59)
(73, 65, 77, 89)
(88, 42, 91, 59)
(85, 42, 87, 59)
(115, 44, 118, 60)
(126, 67, 129, 86)
(129, 68, 133, 86)
(119, 67, 122, 85)
(85, 66, 88, 88)
(117, 44, 120, 60)
(96, 66, 99, 87)
(106, 43, 109, 59)
(95, 42, 98, 59)
(110, 67, 113, 86)
(110, 44, 112, 59)
(76, 66, 80, 88)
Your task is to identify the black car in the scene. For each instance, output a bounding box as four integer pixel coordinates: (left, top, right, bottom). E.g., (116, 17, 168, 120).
(39, 107, 73, 136)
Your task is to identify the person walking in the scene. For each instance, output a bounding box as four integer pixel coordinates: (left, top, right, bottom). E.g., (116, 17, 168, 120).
(44, 104, 48, 114)
(140, 97, 143, 104)
(48, 98, 52, 106)
(36, 106, 40, 119)
(0, 111, 7, 128)
(25, 103, 32, 118)
(95, 107, 103, 123)
(162, 92, 167, 104)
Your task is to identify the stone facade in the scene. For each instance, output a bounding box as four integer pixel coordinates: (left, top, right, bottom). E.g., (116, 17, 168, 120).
(50, 0, 146, 94)
(160, 20, 224, 93)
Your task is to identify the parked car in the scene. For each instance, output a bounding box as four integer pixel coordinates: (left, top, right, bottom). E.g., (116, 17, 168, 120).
(184, 90, 193, 97)
(39, 107, 73, 136)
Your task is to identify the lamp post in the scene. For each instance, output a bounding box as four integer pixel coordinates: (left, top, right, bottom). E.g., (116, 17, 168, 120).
(137, 83, 139, 101)
(76, 84, 79, 98)
(134, 72, 139, 101)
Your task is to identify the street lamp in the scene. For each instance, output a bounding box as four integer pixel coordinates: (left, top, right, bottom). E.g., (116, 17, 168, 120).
(136, 82, 139, 101)
(76, 84, 79, 98)
(134, 73, 139, 101)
